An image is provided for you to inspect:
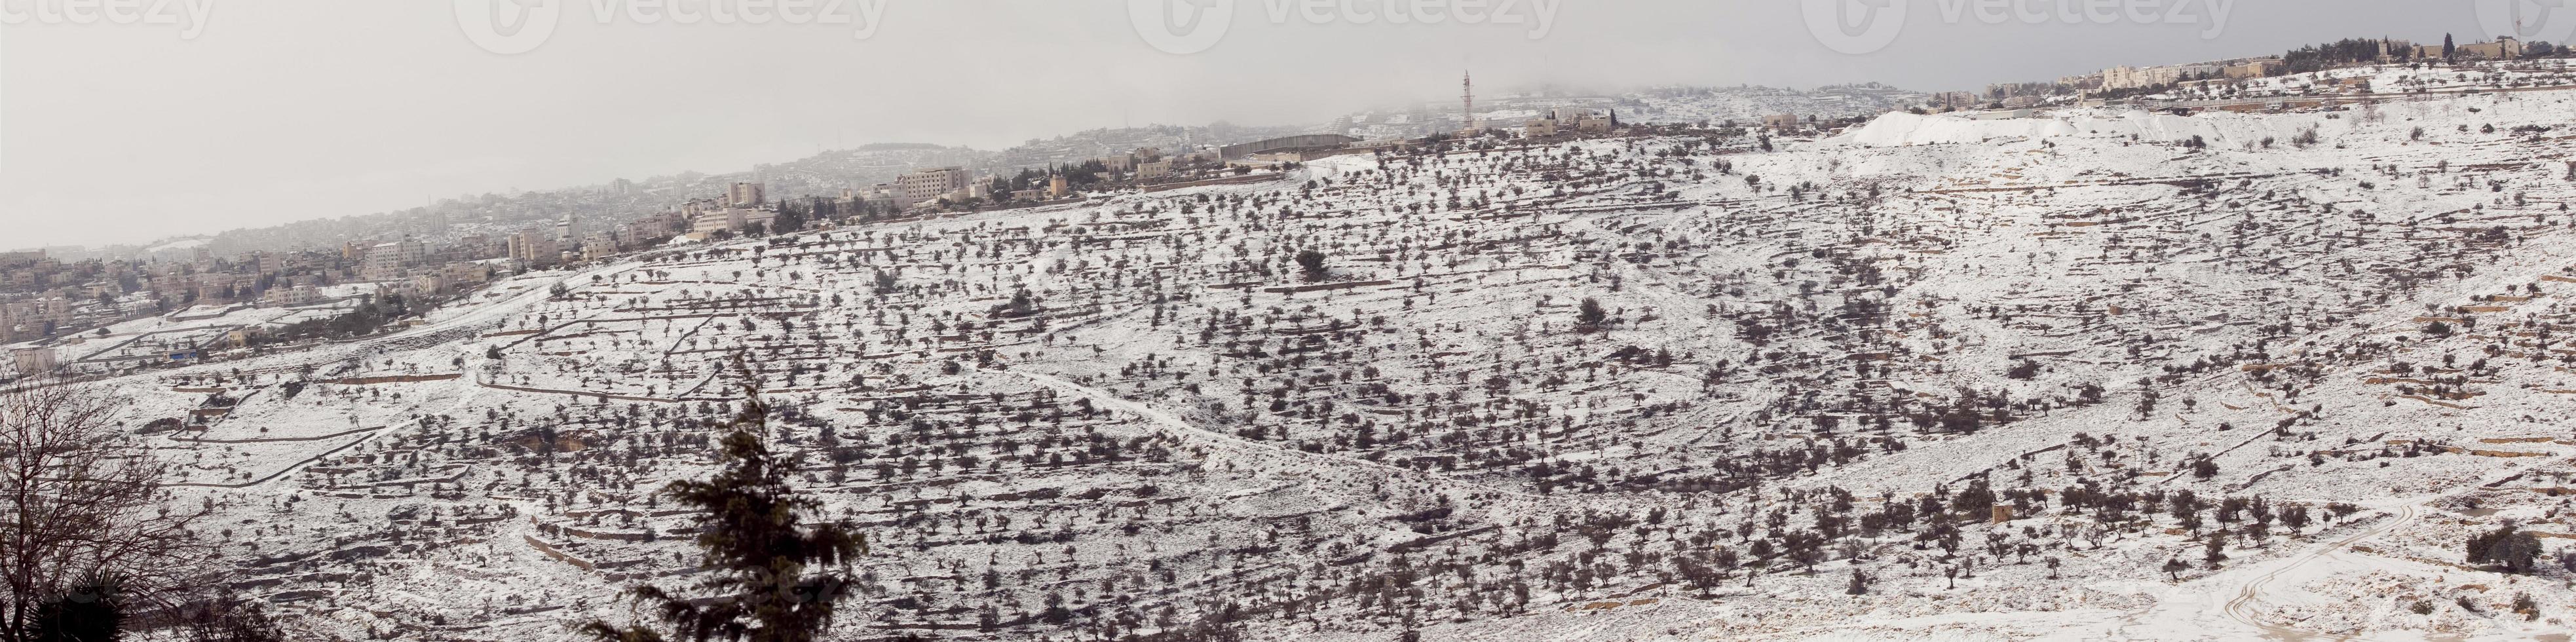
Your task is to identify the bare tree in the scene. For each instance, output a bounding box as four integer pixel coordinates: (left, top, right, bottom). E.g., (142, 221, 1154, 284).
(0, 386, 210, 640)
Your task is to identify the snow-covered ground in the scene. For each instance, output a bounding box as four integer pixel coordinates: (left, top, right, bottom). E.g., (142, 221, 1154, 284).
(71, 64, 2576, 641)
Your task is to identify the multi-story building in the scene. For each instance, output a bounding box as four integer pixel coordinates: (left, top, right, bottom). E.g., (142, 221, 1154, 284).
(238, 251, 284, 276)
(360, 236, 427, 281)
(898, 167, 973, 209)
(1524, 109, 1612, 137)
(1931, 91, 1982, 109)
(1, 297, 75, 338)
(409, 274, 452, 297)
(2224, 58, 2283, 79)
(508, 229, 559, 267)
(441, 262, 493, 286)
(854, 184, 902, 210)
(624, 212, 685, 242)
(728, 181, 767, 206)
(583, 229, 622, 254)
(695, 208, 748, 235)
(267, 285, 319, 306)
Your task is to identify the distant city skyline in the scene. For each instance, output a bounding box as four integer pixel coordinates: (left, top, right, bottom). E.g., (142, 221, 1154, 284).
(2, 1, 2541, 248)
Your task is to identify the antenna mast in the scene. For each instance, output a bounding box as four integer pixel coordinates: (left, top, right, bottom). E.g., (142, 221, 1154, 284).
(1461, 71, 1477, 133)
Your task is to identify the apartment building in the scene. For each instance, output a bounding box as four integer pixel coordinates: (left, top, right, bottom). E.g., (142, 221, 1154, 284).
(898, 166, 974, 208)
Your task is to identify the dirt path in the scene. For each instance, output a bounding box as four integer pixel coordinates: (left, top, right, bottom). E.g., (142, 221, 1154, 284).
(163, 429, 385, 489)
(2219, 501, 2424, 641)
(997, 368, 1544, 504)
(2192, 453, 2574, 640)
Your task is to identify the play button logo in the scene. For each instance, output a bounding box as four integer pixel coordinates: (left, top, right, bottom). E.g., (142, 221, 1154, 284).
(1804, 0, 1908, 56)
(455, 0, 563, 55)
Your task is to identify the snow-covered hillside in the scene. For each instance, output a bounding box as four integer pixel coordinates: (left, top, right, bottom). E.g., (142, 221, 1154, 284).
(82, 73, 2576, 641)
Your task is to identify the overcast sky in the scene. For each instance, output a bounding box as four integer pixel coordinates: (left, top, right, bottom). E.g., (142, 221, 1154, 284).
(0, 0, 2543, 250)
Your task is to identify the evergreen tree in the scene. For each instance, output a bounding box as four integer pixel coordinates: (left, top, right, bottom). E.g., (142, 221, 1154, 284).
(2468, 523, 2543, 573)
(583, 368, 868, 642)
(991, 289, 1040, 318)
(1295, 249, 1329, 282)
(771, 204, 806, 236)
(1576, 298, 1608, 329)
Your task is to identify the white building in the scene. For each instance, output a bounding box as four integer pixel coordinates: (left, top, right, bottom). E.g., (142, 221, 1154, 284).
(1527, 108, 1614, 136)
(362, 237, 426, 281)
(2101, 64, 2220, 91)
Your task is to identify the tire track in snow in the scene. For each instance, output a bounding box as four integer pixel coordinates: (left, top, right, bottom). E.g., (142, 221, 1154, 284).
(2201, 453, 2574, 640)
(2220, 502, 2421, 641)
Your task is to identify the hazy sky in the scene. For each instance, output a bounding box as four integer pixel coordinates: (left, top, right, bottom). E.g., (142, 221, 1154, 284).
(0, 0, 2543, 249)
